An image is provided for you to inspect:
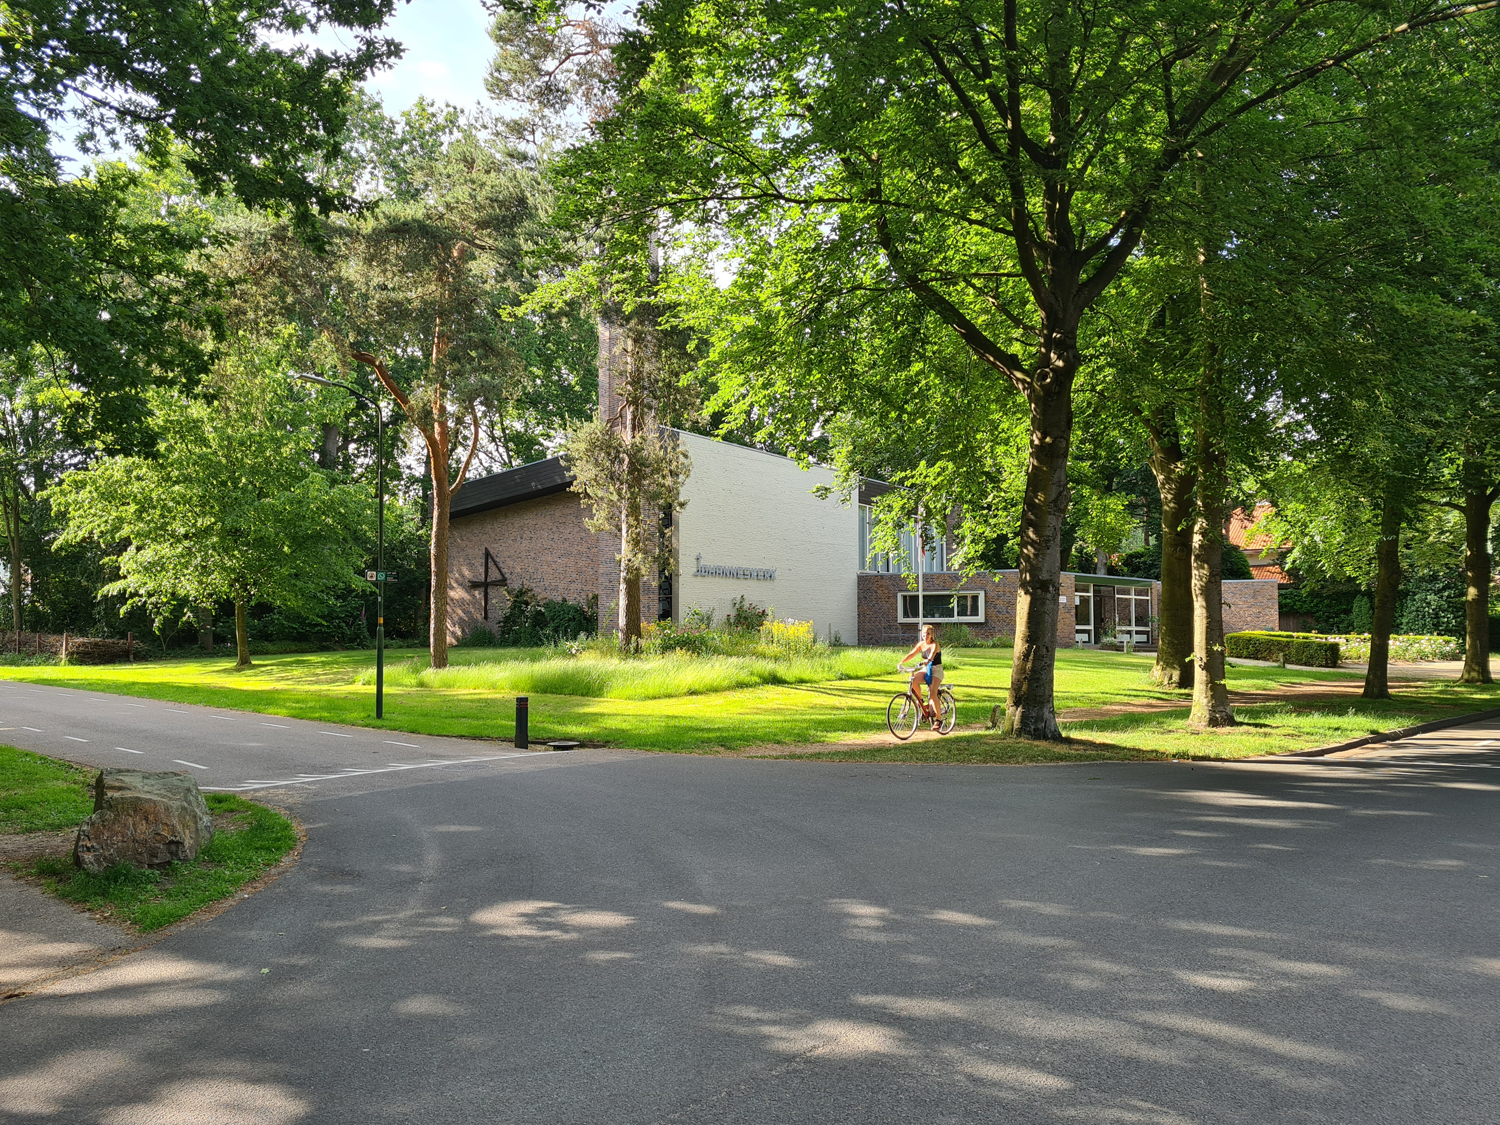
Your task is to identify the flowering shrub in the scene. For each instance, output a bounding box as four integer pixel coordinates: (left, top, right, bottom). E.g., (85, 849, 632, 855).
(1327, 634, 1461, 663)
(641, 620, 719, 656)
(761, 617, 818, 653)
(725, 595, 769, 633)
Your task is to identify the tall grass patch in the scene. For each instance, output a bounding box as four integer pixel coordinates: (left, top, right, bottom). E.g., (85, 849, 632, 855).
(358, 647, 908, 700)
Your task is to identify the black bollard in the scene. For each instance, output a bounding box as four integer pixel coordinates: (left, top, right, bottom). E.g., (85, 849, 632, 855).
(515, 696, 529, 750)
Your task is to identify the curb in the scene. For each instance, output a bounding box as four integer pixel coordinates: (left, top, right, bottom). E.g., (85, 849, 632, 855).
(1274, 705, 1500, 759)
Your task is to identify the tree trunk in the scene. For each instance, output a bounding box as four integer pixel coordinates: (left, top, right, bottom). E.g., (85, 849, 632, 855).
(1003, 366, 1074, 741)
(5, 487, 21, 644)
(234, 599, 251, 668)
(430, 461, 452, 670)
(1145, 431, 1196, 690)
(618, 498, 643, 649)
(318, 422, 341, 470)
(1459, 470, 1495, 685)
(1094, 546, 1107, 575)
(1364, 495, 1403, 700)
(1189, 415, 1234, 729)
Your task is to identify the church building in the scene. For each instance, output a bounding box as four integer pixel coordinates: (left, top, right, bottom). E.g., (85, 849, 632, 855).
(444, 345, 1278, 646)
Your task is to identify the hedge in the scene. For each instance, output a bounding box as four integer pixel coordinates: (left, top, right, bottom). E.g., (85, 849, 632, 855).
(1225, 631, 1341, 668)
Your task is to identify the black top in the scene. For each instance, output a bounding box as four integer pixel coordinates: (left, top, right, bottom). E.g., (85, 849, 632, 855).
(924, 644, 942, 666)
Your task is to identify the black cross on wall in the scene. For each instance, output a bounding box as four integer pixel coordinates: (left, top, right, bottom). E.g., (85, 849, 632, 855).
(467, 548, 508, 620)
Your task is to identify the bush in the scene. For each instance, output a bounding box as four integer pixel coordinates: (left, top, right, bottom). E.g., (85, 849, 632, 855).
(640, 620, 717, 656)
(725, 596, 768, 633)
(1328, 634, 1462, 663)
(1396, 571, 1466, 638)
(1225, 631, 1341, 668)
(1348, 595, 1374, 634)
(936, 623, 978, 647)
(457, 624, 497, 648)
(490, 587, 597, 647)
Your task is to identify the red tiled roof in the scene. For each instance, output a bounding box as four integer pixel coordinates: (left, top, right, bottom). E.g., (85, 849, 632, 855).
(1248, 560, 1293, 585)
(1227, 502, 1287, 552)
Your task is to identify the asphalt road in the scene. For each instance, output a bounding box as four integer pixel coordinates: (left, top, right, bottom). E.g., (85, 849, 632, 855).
(0, 679, 540, 797)
(1, 692, 1497, 1124)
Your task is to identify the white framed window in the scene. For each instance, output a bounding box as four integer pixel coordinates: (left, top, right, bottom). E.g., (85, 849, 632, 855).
(897, 590, 984, 622)
(860, 504, 947, 573)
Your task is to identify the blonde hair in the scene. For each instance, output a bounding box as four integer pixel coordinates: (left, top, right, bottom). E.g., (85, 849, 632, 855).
(922, 624, 936, 640)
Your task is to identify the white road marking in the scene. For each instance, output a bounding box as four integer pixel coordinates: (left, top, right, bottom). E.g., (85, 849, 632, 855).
(27, 690, 45, 694)
(64, 736, 88, 742)
(22, 726, 41, 732)
(384, 741, 419, 748)
(165, 709, 191, 715)
(115, 747, 144, 754)
(319, 731, 353, 738)
(173, 759, 208, 770)
(124, 704, 146, 708)
(260, 723, 289, 729)
(203, 753, 531, 792)
(213, 716, 238, 721)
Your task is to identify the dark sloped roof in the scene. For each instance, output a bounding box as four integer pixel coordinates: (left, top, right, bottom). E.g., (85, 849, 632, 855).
(450, 456, 574, 519)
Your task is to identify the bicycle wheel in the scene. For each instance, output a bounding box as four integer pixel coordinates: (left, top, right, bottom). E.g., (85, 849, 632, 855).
(937, 688, 957, 735)
(887, 692, 920, 740)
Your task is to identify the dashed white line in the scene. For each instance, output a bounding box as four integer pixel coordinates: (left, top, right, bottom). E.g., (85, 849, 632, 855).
(27, 690, 45, 694)
(165, 709, 191, 715)
(213, 716, 238, 721)
(22, 726, 41, 732)
(123, 704, 146, 709)
(115, 747, 144, 754)
(319, 731, 353, 738)
(260, 723, 289, 729)
(64, 736, 89, 742)
(383, 741, 419, 748)
(202, 754, 530, 792)
(173, 759, 208, 770)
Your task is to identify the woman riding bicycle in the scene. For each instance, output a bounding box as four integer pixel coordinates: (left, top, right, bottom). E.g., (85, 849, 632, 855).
(900, 624, 944, 730)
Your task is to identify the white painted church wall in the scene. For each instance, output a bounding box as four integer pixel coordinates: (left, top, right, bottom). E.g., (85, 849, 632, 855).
(673, 431, 858, 643)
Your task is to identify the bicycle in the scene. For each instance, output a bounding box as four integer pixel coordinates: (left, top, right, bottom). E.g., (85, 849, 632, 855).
(889, 661, 956, 740)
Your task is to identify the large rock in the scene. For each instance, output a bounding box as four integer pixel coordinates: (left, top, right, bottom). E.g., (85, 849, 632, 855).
(73, 769, 214, 874)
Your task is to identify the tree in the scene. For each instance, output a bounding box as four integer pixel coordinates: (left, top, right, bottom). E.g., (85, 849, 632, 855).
(564, 0, 1498, 738)
(562, 307, 694, 647)
(50, 345, 369, 667)
(220, 102, 591, 668)
(0, 1, 401, 445)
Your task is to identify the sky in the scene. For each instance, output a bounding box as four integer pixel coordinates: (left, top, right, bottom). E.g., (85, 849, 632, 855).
(338, 0, 497, 113)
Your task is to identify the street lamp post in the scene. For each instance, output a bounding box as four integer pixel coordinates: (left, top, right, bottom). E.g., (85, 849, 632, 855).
(296, 374, 387, 719)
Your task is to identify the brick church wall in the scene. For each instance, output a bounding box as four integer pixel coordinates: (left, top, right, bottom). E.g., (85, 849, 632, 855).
(446, 492, 599, 644)
(858, 571, 1079, 648)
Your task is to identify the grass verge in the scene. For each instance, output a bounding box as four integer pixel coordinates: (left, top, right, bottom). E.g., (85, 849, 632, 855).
(773, 695, 1500, 764)
(0, 648, 1493, 759)
(1, 744, 299, 931)
(0, 746, 95, 832)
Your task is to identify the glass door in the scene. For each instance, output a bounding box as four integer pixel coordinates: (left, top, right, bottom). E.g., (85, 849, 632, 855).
(1117, 587, 1151, 645)
(1074, 584, 1093, 644)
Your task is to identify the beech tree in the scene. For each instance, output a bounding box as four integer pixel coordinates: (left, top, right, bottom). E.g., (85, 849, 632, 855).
(562, 0, 1499, 738)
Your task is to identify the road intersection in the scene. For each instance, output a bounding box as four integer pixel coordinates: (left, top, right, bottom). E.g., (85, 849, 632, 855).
(1, 687, 1497, 1123)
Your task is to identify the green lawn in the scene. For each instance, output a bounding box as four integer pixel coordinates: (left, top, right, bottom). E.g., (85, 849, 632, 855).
(1, 645, 1494, 760)
(1, 744, 300, 931)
